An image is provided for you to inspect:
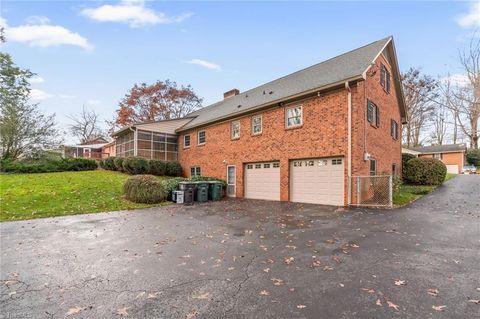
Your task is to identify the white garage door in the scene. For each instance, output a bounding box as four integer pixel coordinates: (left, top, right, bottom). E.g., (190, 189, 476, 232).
(290, 157, 344, 206)
(446, 164, 459, 174)
(244, 162, 280, 201)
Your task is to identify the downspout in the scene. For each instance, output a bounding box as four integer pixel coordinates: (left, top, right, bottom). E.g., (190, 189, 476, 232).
(345, 81, 352, 205)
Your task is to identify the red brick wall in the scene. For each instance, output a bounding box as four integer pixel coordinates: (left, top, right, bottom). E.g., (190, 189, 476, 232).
(178, 89, 349, 201)
(351, 54, 402, 177)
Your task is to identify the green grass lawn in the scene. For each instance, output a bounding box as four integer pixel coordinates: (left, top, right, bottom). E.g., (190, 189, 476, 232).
(0, 170, 170, 222)
(393, 173, 457, 206)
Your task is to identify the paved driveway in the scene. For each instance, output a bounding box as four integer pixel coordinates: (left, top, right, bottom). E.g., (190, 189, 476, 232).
(1, 175, 479, 318)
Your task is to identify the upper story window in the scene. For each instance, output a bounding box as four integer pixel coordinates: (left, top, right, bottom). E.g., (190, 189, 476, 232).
(184, 134, 191, 148)
(380, 63, 391, 93)
(390, 119, 398, 140)
(251, 115, 262, 135)
(231, 121, 240, 139)
(198, 130, 206, 145)
(367, 100, 380, 128)
(285, 105, 302, 128)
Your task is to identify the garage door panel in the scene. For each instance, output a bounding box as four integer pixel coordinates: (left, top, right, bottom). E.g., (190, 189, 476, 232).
(244, 162, 280, 201)
(290, 158, 344, 206)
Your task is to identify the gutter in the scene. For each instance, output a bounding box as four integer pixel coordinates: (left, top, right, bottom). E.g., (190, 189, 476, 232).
(345, 81, 352, 205)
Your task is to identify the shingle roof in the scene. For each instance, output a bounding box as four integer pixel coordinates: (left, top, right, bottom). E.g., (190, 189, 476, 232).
(411, 144, 467, 154)
(180, 36, 396, 131)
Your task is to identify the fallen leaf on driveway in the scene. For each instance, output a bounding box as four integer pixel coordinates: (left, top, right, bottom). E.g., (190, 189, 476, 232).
(259, 290, 269, 296)
(271, 278, 284, 286)
(284, 257, 295, 265)
(296, 305, 306, 309)
(116, 307, 129, 317)
(361, 288, 375, 294)
(185, 311, 197, 319)
(394, 280, 406, 286)
(323, 266, 334, 271)
(4, 280, 18, 286)
(386, 300, 400, 311)
(312, 260, 322, 267)
(263, 268, 270, 273)
(468, 299, 480, 304)
(427, 288, 439, 296)
(192, 292, 210, 300)
(432, 305, 446, 311)
(376, 299, 382, 306)
(350, 244, 359, 248)
(66, 306, 84, 315)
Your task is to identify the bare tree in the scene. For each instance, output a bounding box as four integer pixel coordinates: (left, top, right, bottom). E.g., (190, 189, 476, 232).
(67, 106, 105, 143)
(430, 102, 448, 145)
(401, 68, 438, 147)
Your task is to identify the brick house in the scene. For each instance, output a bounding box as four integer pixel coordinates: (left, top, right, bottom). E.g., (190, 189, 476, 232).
(175, 36, 406, 206)
(113, 36, 406, 206)
(409, 144, 467, 174)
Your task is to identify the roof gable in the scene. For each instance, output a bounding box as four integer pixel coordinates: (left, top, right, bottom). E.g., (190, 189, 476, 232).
(179, 36, 406, 131)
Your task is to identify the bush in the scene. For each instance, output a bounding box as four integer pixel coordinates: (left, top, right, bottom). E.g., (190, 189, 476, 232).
(466, 149, 480, 167)
(114, 157, 125, 171)
(189, 175, 227, 188)
(161, 177, 187, 198)
(103, 157, 116, 170)
(402, 153, 416, 181)
(122, 157, 150, 175)
(98, 159, 105, 169)
(166, 161, 182, 176)
(123, 175, 166, 204)
(149, 160, 167, 176)
(405, 157, 447, 185)
(0, 158, 97, 174)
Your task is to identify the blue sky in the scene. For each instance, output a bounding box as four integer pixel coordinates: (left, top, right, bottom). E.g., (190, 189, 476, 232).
(1, 1, 479, 142)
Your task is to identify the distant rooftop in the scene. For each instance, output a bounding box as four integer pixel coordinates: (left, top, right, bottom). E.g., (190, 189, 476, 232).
(411, 144, 467, 154)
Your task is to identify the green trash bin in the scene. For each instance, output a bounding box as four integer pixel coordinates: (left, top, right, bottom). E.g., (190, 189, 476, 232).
(195, 182, 209, 202)
(208, 181, 223, 201)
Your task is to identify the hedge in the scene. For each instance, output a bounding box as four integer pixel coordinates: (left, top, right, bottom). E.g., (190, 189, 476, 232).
(113, 157, 125, 171)
(149, 159, 167, 176)
(123, 175, 166, 204)
(103, 156, 116, 170)
(404, 157, 447, 185)
(0, 158, 97, 174)
(402, 153, 416, 181)
(166, 161, 182, 176)
(466, 149, 480, 167)
(122, 157, 150, 175)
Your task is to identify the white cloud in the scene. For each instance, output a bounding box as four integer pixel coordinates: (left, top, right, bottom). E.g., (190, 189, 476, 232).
(81, 0, 193, 28)
(86, 99, 101, 105)
(30, 89, 53, 100)
(25, 15, 51, 25)
(2, 18, 92, 50)
(58, 94, 77, 99)
(456, 2, 480, 28)
(441, 73, 470, 87)
(186, 59, 222, 71)
(30, 76, 45, 84)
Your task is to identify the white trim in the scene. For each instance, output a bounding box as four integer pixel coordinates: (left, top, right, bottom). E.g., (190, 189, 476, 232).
(362, 37, 392, 79)
(285, 105, 303, 128)
(251, 114, 262, 135)
(133, 128, 138, 156)
(227, 165, 236, 197)
(197, 130, 206, 145)
(346, 81, 352, 205)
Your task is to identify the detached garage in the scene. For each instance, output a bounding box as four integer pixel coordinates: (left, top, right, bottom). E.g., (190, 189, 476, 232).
(290, 157, 344, 206)
(244, 161, 280, 201)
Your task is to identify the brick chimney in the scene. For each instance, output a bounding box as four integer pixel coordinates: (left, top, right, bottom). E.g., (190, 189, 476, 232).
(223, 89, 240, 99)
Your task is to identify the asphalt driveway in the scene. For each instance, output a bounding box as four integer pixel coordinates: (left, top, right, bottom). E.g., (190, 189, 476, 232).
(1, 175, 479, 318)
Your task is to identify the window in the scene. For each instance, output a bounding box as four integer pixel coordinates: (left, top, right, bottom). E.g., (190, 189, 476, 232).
(390, 120, 398, 140)
(255, 164, 261, 169)
(246, 164, 253, 169)
(285, 105, 302, 128)
(433, 153, 443, 160)
(318, 160, 327, 166)
(273, 162, 280, 168)
(370, 159, 377, 176)
(190, 166, 201, 177)
(264, 163, 270, 168)
(392, 164, 396, 175)
(252, 115, 262, 135)
(184, 135, 191, 148)
(332, 159, 342, 165)
(198, 131, 206, 145)
(380, 63, 391, 93)
(367, 100, 380, 128)
(231, 121, 240, 139)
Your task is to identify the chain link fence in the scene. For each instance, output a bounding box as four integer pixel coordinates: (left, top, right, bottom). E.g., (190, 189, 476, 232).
(351, 175, 393, 207)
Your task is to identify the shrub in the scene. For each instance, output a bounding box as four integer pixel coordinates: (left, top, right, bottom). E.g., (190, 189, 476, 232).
(98, 160, 105, 169)
(189, 175, 227, 188)
(0, 158, 97, 173)
(103, 157, 116, 170)
(149, 159, 167, 176)
(402, 153, 416, 181)
(123, 175, 166, 204)
(405, 157, 447, 185)
(466, 148, 480, 167)
(122, 157, 150, 175)
(166, 161, 182, 176)
(114, 157, 125, 171)
(161, 177, 187, 199)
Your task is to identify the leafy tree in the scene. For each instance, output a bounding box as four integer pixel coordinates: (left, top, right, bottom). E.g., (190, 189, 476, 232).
(466, 148, 480, 166)
(0, 52, 59, 159)
(110, 80, 202, 130)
